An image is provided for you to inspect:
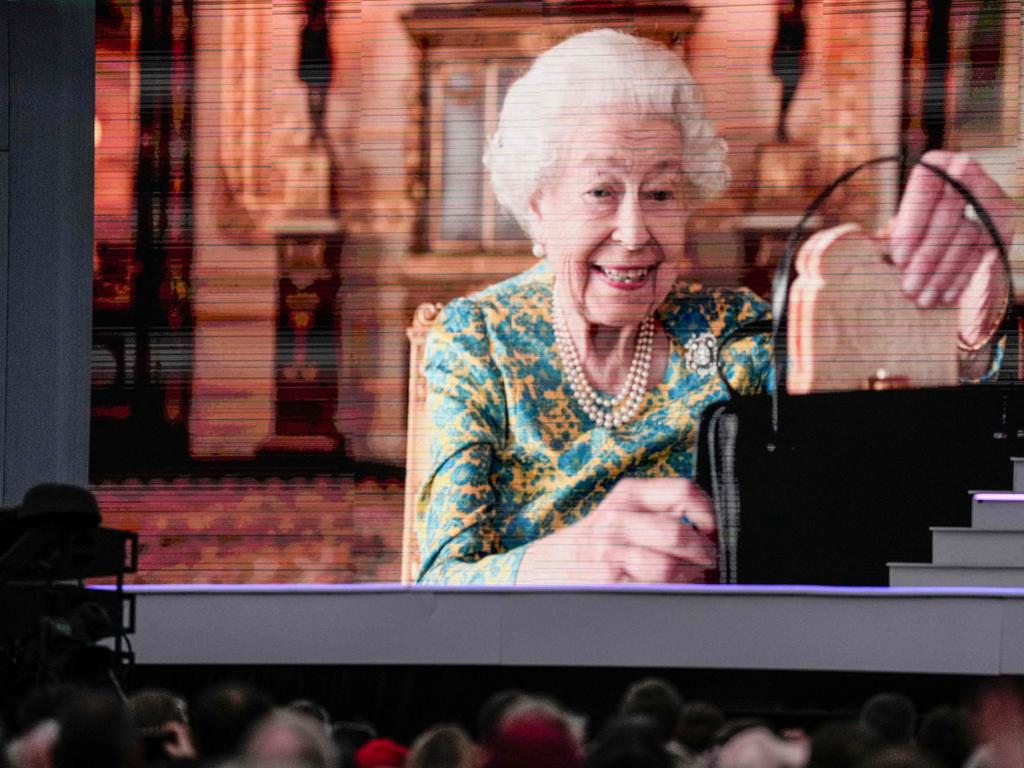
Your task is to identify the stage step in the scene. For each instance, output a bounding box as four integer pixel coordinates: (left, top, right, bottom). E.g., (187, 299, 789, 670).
(931, 528, 1024, 565)
(972, 493, 1024, 529)
(888, 457, 1024, 587)
(889, 563, 1024, 587)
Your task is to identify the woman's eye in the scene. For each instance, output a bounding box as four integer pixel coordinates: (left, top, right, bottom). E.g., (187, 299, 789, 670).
(585, 187, 614, 200)
(647, 189, 674, 202)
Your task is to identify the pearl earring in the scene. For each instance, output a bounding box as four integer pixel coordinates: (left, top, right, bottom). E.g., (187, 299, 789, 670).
(532, 242, 546, 259)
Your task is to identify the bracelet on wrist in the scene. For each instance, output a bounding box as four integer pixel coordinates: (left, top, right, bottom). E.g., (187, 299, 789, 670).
(957, 273, 1011, 353)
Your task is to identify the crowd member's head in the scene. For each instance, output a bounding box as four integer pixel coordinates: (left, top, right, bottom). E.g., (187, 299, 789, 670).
(244, 709, 339, 768)
(618, 678, 684, 743)
(353, 738, 407, 768)
(676, 701, 726, 755)
(860, 694, 916, 748)
(711, 721, 773, 751)
(476, 690, 525, 751)
(587, 715, 672, 768)
(715, 726, 809, 768)
(5, 719, 59, 768)
(807, 722, 878, 768)
(190, 682, 273, 763)
(483, 696, 584, 768)
(915, 707, 974, 768)
(52, 691, 140, 768)
(128, 688, 195, 766)
(7, 686, 86, 768)
(331, 721, 377, 768)
(406, 724, 475, 768)
(15, 687, 82, 738)
(287, 701, 333, 732)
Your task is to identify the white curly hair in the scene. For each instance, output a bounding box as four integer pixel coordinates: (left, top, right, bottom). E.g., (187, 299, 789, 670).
(483, 29, 729, 240)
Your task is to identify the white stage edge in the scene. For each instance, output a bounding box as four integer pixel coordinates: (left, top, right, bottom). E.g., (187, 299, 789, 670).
(120, 584, 1024, 674)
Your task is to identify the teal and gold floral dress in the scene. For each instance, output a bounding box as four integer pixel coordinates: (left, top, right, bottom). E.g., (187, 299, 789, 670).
(415, 262, 773, 585)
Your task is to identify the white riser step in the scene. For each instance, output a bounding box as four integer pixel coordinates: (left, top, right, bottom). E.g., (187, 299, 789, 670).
(1015, 457, 1024, 492)
(932, 528, 1024, 565)
(889, 563, 1024, 587)
(972, 493, 1024, 528)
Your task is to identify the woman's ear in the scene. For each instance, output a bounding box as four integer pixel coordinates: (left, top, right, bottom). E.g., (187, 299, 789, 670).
(528, 191, 545, 232)
(532, 190, 548, 243)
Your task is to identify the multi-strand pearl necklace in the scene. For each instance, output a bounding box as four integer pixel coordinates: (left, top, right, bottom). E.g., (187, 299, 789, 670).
(552, 297, 655, 429)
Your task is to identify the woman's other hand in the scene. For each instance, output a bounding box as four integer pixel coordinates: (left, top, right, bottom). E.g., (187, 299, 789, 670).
(888, 150, 1014, 348)
(516, 477, 717, 585)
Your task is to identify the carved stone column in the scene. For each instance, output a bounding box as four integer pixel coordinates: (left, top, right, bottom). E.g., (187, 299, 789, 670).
(192, 1, 344, 461)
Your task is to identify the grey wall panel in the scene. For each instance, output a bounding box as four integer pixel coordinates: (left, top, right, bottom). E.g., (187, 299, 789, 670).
(0, 2, 8, 151)
(126, 587, 1024, 673)
(6, 1, 93, 504)
(133, 591, 507, 666)
(498, 591, 1004, 673)
(998, 600, 1024, 672)
(0, 152, 7, 503)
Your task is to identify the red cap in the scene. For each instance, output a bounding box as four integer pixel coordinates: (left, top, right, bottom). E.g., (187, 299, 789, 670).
(355, 738, 408, 768)
(484, 714, 584, 768)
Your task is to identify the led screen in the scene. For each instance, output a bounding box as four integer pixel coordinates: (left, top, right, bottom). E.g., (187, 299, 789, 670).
(92, 0, 1022, 587)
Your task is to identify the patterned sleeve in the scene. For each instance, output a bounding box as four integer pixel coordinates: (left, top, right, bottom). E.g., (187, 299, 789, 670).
(414, 298, 527, 585)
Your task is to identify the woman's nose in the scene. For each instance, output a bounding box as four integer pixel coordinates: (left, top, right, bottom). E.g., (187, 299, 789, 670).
(612, 196, 650, 251)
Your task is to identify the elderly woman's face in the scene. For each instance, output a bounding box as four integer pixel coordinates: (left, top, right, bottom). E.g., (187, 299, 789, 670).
(531, 113, 691, 328)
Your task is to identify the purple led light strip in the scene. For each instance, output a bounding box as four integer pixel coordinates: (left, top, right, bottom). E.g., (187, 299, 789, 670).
(974, 493, 1024, 502)
(87, 582, 1024, 597)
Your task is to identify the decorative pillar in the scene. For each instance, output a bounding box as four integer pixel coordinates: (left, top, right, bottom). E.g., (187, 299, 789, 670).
(261, 227, 343, 454)
(260, 0, 344, 458)
(195, 0, 345, 461)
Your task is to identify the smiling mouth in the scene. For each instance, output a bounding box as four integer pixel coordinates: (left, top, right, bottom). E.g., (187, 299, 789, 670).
(594, 265, 655, 284)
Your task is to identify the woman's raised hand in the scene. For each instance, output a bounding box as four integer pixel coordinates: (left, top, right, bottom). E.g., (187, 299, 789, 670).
(516, 477, 717, 585)
(888, 150, 1014, 349)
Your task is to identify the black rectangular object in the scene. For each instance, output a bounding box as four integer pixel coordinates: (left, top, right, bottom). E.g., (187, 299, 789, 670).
(0, 584, 133, 640)
(697, 386, 1023, 586)
(0, 526, 137, 580)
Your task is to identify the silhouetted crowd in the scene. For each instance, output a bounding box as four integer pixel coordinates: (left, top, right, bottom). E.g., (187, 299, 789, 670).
(2, 678, 1020, 768)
